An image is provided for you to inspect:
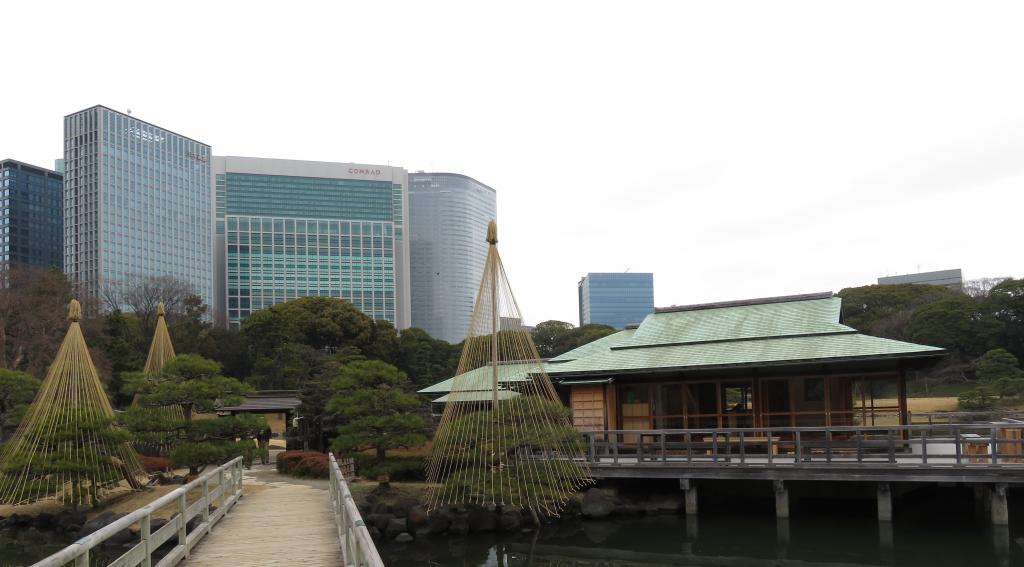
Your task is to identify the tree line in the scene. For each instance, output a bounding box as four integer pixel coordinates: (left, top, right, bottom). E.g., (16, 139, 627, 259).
(838, 278, 1024, 407)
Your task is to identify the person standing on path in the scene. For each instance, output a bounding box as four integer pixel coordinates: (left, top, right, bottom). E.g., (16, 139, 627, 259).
(256, 427, 272, 464)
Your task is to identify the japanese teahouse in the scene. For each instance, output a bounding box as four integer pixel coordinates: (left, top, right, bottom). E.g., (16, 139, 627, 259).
(545, 292, 945, 432)
(420, 292, 946, 433)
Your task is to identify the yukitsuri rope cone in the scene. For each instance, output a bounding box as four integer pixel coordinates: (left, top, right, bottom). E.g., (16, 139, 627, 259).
(134, 303, 184, 419)
(425, 221, 592, 516)
(145, 303, 177, 375)
(0, 300, 146, 507)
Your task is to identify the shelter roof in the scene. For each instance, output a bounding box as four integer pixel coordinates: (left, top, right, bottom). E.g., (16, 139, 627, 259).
(417, 361, 540, 394)
(546, 292, 944, 377)
(431, 390, 520, 403)
(218, 391, 302, 413)
(547, 328, 637, 363)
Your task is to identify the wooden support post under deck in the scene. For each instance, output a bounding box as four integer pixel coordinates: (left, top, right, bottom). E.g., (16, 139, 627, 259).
(773, 480, 789, 519)
(776, 517, 791, 549)
(975, 483, 991, 519)
(898, 369, 909, 426)
(993, 525, 1010, 566)
(879, 520, 894, 553)
(680, 479, 698, 515)
(991, 483, 1009, 526)
(877, 482, 893, 522)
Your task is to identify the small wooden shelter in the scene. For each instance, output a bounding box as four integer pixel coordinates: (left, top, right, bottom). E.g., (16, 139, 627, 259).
(544, 293, 945, 432)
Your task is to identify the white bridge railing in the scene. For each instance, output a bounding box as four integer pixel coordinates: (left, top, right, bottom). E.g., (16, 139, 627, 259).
(32, 457, 245, 567)
(328, 453, 384, 567)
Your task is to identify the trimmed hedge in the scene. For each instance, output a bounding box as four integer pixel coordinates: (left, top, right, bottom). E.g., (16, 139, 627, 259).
(277, 450, 330, 479)
(139, 455, 171, 473)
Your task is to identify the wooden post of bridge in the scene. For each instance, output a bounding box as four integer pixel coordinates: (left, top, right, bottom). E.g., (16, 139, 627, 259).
(680, 479, 698, 515)
(773, 480, 790, 519)
(991, 483, 1009, 526)
(877, 482, 893, 522)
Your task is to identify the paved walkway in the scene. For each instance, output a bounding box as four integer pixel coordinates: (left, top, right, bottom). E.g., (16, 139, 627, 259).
(183, 464, 342, 567)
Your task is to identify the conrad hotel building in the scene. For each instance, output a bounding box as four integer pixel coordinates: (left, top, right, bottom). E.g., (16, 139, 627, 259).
(213, 157, 410, 329)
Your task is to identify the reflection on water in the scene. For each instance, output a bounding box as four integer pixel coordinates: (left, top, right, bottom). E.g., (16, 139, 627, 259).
(0, 531, 116, 567)
(0, 534, 69, 567)
(378, 513, 1024, 567)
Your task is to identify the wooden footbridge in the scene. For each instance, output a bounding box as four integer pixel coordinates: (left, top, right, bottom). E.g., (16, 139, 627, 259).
(31, 454, 382, 567)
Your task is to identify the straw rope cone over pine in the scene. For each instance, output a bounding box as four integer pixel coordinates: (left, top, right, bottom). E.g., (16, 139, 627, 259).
(132, 302, 185, 424)
(425, 221, 593, 516)
(0, 299, 146, 507)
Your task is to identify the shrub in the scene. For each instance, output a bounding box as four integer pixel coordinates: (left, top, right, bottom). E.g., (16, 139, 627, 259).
(293, 453, 329, 478)
(276, 450, 330, 479)
(959, 387, 996, 410)
(276, 450, 313, 474)
(169, 443, 225, 475)
(139, 455, 171, 473)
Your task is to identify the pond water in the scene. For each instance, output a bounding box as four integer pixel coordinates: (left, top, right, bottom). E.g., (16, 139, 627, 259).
(378, 511, 1024, 567)
(5, 489, 1022, 566)
(0, 529, 119, 567)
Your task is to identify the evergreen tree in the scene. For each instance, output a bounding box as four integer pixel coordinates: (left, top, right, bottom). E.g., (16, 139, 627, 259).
(123, 354, 264, 474)
(328, 360, 425, 460)
(0, 369, 40, 443)
(975, 348, 1024, 398)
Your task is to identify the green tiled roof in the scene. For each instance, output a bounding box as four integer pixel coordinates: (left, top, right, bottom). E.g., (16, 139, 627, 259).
(431, 390, 520, 403)
(546, 332, 943, 376)
(417, 361, 540, 394)
(419, 293, 946, 392)
(548, 329, 636, 363)
(629, 294, 846, 347)
(545, 293, 944, 377)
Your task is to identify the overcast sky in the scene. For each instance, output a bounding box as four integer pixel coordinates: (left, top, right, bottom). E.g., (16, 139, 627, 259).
(4, 1, 1022, 326)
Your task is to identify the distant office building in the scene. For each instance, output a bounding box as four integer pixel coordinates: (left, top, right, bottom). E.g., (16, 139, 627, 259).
(63, 106, 212, 307)
(408, 172, 496, 343)
(878, 269, 963, 291)
(578, 272, 655, 329)
(0, 159, 63, 270)
(213, 156, 410, 329)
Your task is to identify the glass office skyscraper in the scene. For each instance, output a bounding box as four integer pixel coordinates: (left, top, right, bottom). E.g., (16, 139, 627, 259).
(408, 172, 496, 343)
(213, 156, 410, 329)
(63, 106, 212, 307)
(0, 159, 63, 270)
(578, 272, 655, 329)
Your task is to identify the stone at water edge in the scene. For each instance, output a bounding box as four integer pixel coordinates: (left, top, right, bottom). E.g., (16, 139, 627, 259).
(467, 506, 497, 532)
(394, 532, 414, 543)
(498, 509, 521, 531)
(406, 505, 429, 528)
(426, 511, 450, 535)
(448, 515, 470, 536)
(384, 517, 408, 539)
(366, 513, 395, 532)
(76, 511, 126, 538)
(56, 510, 86, 533)
(581, 487, 615, 518)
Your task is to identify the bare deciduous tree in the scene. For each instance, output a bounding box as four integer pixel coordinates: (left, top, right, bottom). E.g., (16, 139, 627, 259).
(104, 275, 197, 338)
(963, 277, 1010, 299)
(0, 268, 73, 376)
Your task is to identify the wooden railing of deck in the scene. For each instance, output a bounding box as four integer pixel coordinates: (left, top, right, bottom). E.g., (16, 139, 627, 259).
(582, 423, 1024, 468)
(328, 453, 384, 567)
(31, 457, 245, 567)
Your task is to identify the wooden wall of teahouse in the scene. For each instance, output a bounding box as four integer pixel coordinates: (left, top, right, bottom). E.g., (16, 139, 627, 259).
(570, 385, 606, 431)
